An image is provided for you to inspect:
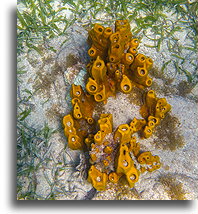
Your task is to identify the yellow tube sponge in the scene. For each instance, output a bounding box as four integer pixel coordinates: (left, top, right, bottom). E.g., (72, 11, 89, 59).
(88, 24, 112, 60)
(108, 172, 120, 183)
(91, 56, 107, 83)
(114, 124, 132, 145)
(125, 167, 140, 188)
(140, 90, 171, 138)
(88, 165, 108, 191)
(137, 151, 161, 172)
(70, 84, 95, 124)
(86, 20, 154, 103)
(62, 114, 84, 150)
(98, 114, 113, 135)
(116, 144, 140, 188)
(116, 144, 133, 174)
(140, 90, 171, 120)
(130, 117, 147, 133)
(120, 74, 133, 94)
(155, 98, 171, 119)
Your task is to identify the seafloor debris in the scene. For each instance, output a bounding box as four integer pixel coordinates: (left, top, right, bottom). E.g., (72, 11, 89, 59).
(62, 20, 171, 191)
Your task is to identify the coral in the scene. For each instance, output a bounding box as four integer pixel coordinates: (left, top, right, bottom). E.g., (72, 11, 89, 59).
(62, 20, 172, 192)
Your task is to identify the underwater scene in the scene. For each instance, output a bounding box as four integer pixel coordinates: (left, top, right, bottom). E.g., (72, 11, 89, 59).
(17, 0, 198, 200)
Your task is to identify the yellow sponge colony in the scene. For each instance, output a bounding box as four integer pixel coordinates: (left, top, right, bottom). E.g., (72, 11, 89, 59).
(62, 20, 171, 191)
(86, 20, 153, 104)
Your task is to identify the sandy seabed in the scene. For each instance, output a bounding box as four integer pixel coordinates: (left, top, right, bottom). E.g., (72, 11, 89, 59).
(17, 18, 198, 200)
